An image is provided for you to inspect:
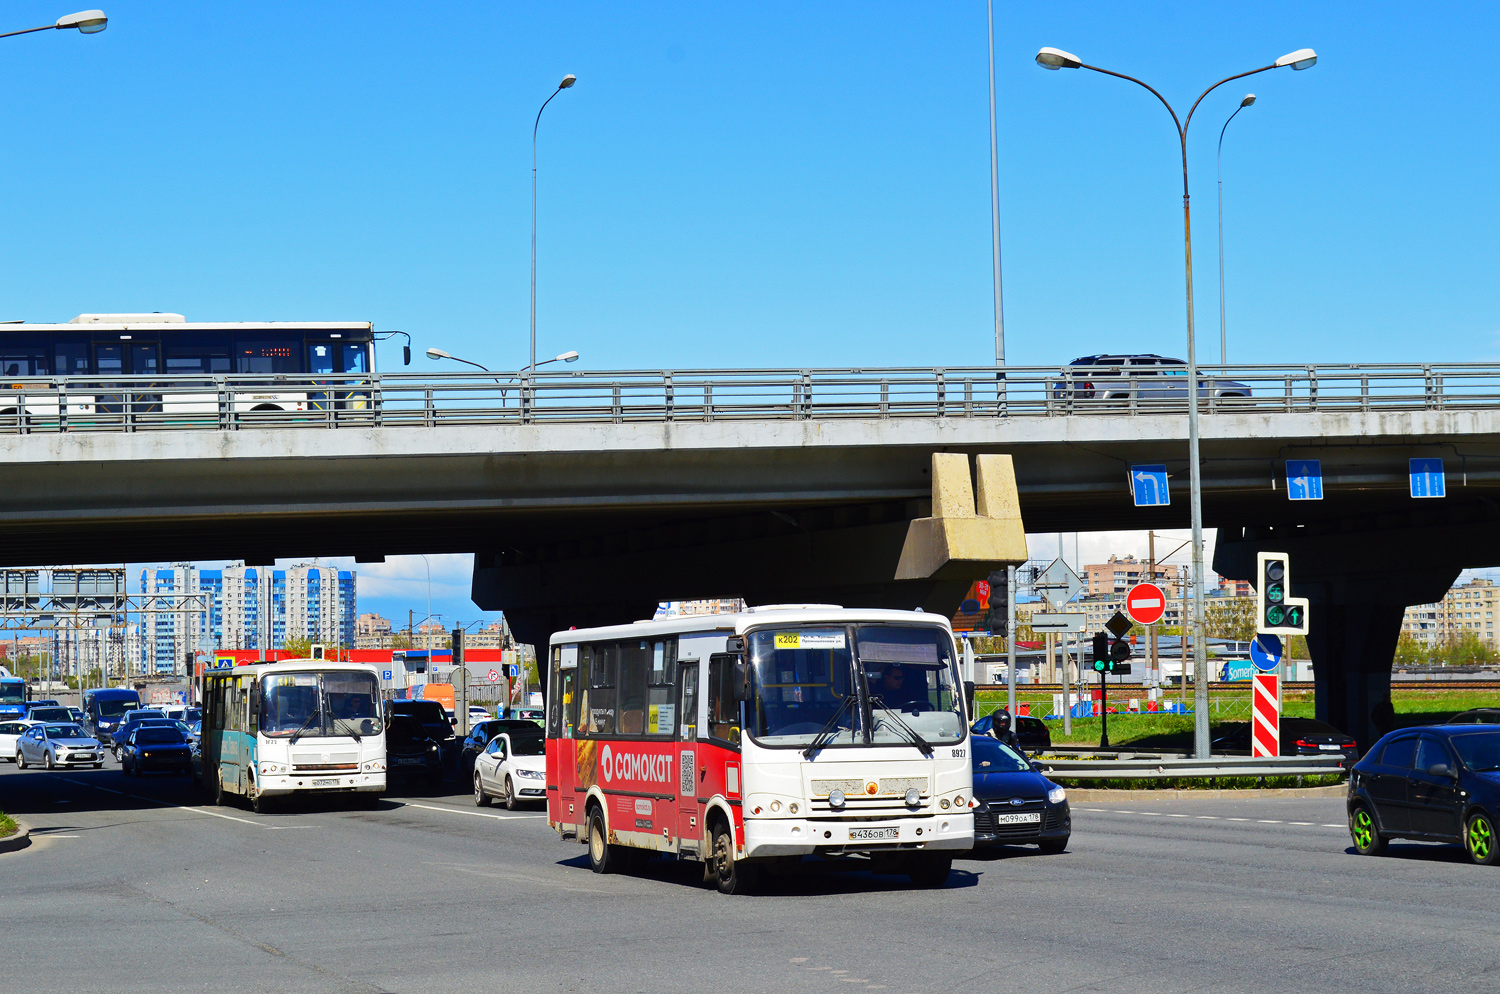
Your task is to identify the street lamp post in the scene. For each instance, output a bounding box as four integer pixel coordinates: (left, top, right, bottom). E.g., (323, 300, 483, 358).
(1217, 94, 1256, 364)
(1036, 45, 1316, 758)
(531, 74, 576, 379)
(0, 10, 107, 40)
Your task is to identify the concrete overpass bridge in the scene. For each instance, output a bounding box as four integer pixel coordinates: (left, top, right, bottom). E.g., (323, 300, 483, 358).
(4, 362, 1500, 745)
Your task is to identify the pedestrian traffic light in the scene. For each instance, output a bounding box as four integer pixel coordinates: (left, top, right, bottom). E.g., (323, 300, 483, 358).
(1256, 551, 1309, 636)
(1091, 632, 1108, 672)
(986, 570, 1009, 637)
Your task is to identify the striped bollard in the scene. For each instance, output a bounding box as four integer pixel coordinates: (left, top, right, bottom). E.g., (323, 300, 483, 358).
(1251, 672, 1280, 758)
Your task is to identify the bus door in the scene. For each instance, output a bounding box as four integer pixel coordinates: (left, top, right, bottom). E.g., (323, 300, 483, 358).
(306, 339, 370, 410)
(93, 338, 162, 415)
(675, 661, 700, 849)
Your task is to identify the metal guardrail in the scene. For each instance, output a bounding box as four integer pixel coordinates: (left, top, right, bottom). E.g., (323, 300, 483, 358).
(1038, 755, 1347, 779)
(0, 362, 1495, 434)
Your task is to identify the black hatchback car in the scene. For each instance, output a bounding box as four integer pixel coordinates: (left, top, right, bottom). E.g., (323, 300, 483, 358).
(385, 715, 443, 786)
(1347, 725, 1500, 865)
(970, 734, 1070, 852)
(121, 725, 192, 776)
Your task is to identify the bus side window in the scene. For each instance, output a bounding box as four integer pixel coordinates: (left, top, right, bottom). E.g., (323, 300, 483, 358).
(618, 641, 648, 735)
(248, 681, 260, 734)
(589, 643, 617, 736)
(707, 654, 739, 746)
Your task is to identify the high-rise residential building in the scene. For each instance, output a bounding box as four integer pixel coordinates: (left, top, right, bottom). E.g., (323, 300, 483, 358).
(1082, 556, 1185, 598)
(138, 563, 356, 673)
(1403, 578, 1498, 647)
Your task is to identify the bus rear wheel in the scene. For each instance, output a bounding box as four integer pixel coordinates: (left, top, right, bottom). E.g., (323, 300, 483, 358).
(587, 808, 620, 874)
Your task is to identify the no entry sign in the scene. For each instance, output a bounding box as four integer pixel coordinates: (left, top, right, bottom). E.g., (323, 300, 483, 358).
(1124, 582, 1166, 626)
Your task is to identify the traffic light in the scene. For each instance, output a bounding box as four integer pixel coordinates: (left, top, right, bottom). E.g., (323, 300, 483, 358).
(1091, 632, 1109, 672)
(985, 570, 1009, 637)
(1256, 551, 1309, 635)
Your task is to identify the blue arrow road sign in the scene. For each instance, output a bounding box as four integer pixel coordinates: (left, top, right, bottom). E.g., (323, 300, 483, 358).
(508, 665, 520, 678)
(1286, 459, 1323, 500)
(1250, 634, 1282, 672)
(1130, 465, 1170, 507)
(1410, 458, 1446, 498)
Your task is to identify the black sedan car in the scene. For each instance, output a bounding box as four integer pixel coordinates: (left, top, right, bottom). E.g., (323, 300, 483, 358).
(459, 718, 554, 778)
(112, 718, 190, 760)
(1347, 725, 1500, 865)
(121, 725, 193, 776)
(970, 734, 1070, 852)
(1213, 716, 1358, 763)
(1449, 708, 1500, 725)
(971, 712, 1051, 753)
(385, 715, 443, 786)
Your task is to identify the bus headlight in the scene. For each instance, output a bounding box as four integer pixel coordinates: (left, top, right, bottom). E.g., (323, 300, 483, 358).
(259, 762, 286, 775)
(362, 759, 385, 772)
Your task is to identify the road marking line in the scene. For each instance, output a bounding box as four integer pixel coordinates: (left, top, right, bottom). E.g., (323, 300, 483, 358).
(1139, 812, 1162, 816)
(1167, 813, 1188, 818)
(1195, 815, 1218, 820)
(1257, 819, 1283, 824)
(399, 801, 531, 821)
(1321, 823, 1344, 828)
(1226, 817, 1249, 822)
(53, 775, 314, 829)
(1289, 821, 1314, 826)
(1079, 807, 1107, 812)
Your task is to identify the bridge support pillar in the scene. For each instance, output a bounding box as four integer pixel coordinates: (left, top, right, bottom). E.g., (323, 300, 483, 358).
(1214, 523, 1465, 752)
(1304, 601, 1408, 752)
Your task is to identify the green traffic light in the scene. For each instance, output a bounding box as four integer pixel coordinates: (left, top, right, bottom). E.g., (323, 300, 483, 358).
(1093, 660, 1106, 672)
(1286, 606, 1303, 627)
(1267, 605, 1285, 625)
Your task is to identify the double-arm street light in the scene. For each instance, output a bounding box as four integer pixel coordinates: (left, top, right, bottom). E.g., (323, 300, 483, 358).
(1036, 45, 1316, 758)
(1, 9, 107, 40)
(1218, 94, 1255, 364)
(531, 74, 576, 379)
(426, 347, 580, 375)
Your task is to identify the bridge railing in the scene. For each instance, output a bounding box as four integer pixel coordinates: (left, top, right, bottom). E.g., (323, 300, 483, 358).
(0, 363, 1496, 432)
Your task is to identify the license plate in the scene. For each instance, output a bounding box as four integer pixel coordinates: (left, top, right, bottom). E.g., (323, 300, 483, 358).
(1319, 744, 1341, 751)
(993, 812, 1041, 824)
(849, 827, 899, 841)
(395, 757, 423, 765)
(312, 778, 340, 787)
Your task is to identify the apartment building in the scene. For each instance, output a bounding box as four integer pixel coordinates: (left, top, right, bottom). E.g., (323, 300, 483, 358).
(1403, 578, 1498, 646)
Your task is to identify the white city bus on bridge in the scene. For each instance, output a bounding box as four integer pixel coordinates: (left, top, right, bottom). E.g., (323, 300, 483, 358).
(0, 313, 383, 424)
(546, 605, 974, 893)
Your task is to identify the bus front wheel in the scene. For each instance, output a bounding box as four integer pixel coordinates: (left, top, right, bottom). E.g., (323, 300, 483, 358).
(906, 853, 953, 889)
(712, 822, 760, 895)
(213, 771, 227, 806)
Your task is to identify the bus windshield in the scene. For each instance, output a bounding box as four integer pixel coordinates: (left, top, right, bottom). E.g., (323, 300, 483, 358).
(747, 624, 964, 747)
(0, 681, 24, 704)
(92, 696, 139, 717)
(260, 671, 382, 738)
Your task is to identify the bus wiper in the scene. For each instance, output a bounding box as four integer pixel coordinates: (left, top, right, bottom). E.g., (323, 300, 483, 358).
(803, 695, 856, 759)
(868, 696, 933, 756)
(289, 706, 324, 744)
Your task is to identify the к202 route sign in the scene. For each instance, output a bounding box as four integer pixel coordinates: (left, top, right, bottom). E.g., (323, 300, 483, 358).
(1124, 582, 1166, 626)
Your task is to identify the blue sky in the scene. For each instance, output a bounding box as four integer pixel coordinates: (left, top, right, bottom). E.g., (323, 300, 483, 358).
(5, 2, 1494, 630)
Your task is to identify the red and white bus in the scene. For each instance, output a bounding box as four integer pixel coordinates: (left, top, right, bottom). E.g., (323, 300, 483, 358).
(545, 605, 974, 893)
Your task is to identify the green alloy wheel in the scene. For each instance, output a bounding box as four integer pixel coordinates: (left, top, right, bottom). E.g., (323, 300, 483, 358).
(1466, 812, 1498, 866)
(1350, 806, 1385, 856)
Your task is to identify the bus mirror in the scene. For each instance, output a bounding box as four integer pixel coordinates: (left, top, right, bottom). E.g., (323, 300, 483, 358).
(964, 680, 976, 716)
(734, 661, 749, 703)
(726, 636, 745, 654)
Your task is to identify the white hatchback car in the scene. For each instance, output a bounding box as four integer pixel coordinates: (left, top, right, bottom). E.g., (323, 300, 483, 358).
(472, 729, 547, 810)
(0, 719, 37, 761)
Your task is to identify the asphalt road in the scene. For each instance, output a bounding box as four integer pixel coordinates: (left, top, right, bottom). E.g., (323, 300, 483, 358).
(2, 760, 1497, 994)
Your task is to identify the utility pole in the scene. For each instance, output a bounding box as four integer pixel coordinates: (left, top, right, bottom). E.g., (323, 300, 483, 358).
(1148, 531, 1158, 689)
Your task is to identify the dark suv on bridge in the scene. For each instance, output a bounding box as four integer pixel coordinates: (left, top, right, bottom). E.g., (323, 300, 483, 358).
(1051, 355, 1252, 403)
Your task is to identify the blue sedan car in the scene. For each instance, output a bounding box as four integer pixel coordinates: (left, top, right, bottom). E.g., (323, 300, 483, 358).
(1347, 725, 1500, 865)
(970, 733, 1070, 852)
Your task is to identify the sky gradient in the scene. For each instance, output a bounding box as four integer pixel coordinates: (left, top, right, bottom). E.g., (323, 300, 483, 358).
(4, 2, 1493, 633)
